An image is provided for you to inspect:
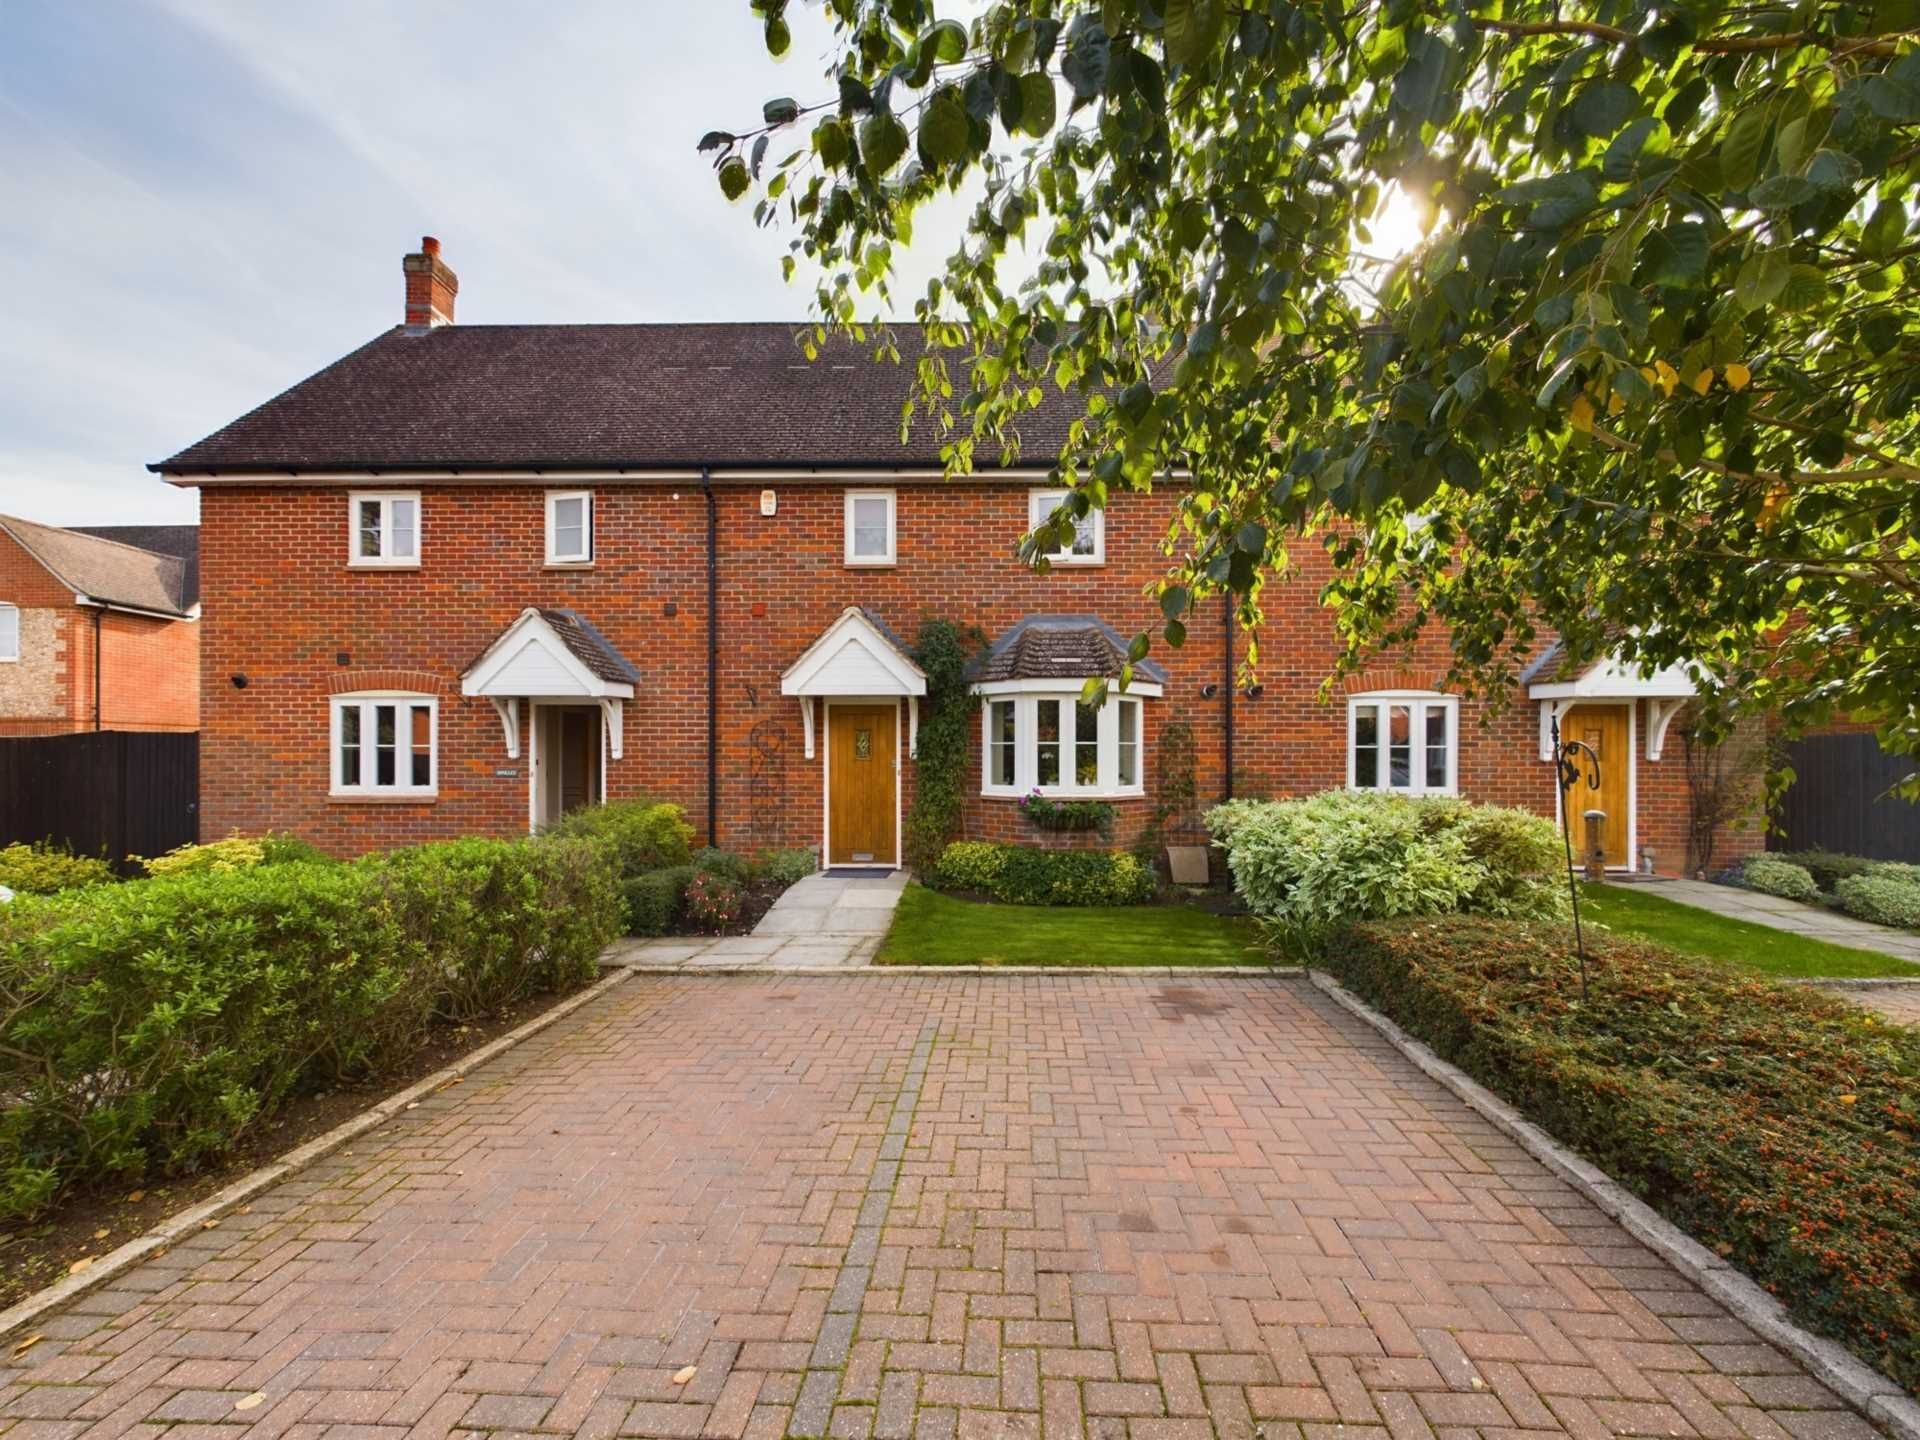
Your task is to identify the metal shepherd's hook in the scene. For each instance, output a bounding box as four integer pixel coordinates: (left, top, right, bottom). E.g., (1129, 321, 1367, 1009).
(1552, 713, 1602, 1002)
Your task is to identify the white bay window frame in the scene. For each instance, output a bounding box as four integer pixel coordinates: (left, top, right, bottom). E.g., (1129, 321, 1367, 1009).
(348, 491, 421, 567)
(979, 690, 1147, 798)
(330, 691, 438, 798)
(1346, 691, 1458, 797)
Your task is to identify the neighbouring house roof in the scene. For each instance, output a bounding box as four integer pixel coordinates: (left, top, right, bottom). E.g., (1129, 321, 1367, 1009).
(72, 525, 199, 607)
(151, 323, 1087, 475)
(0, 514, 194, 617)
(973, 615, 1168, 688)
(461, 607, 638, 699)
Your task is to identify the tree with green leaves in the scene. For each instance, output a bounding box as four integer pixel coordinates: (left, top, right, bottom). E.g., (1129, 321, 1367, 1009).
(707, 0, 1920, 787)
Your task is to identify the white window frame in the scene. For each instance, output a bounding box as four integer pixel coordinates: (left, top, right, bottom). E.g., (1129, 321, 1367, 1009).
(545, 490, 594, 565)
(0, 603, 17, 662)
(979, 692, 1145, 798)
(843, 489, 897, 566)
(1027, 489, 1105, 565)
(347, 491, 421, 568)
(330, 691, 438, 798)
(1346, 691, 1458, 797)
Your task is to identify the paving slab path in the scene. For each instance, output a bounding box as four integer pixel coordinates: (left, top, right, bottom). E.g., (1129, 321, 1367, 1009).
(0, 975, 1891, 1440)
(611, 871, 906, 970)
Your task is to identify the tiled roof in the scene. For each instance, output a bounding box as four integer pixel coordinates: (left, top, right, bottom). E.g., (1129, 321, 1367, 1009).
(538, 609, 639, 686)
(0, 515, 193, 617)
(73, 525, 199, 607)
(152, 323, 1086, 474)
(974, 615, 1169, 686)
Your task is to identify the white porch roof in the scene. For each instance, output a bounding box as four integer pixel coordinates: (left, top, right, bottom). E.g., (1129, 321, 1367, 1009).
(781, 607, 926, 698)
(1528, 653, 1698, 700)
(460, 607, 636, 700)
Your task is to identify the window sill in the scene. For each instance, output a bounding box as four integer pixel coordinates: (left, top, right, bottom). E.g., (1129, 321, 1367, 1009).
(982, 788, 1145, 802)
(329, 792, 439, 805)
(1040, 557, 1105, 568)
(543, 561, 595, 571)
(844, 558, 897, 568)
(346, 561, 421, 571)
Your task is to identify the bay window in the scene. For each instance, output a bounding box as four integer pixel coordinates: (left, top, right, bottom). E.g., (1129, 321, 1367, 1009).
(331, 692, 437, 798)
(980, 692, 1146, 797)
(1348, 692, 1456, 796)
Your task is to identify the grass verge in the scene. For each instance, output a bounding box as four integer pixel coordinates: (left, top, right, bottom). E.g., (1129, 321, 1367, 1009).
(875, 883, 1268, 966)
(1321, 916, 1920, 1393)
(1582, 882, 1917, 978)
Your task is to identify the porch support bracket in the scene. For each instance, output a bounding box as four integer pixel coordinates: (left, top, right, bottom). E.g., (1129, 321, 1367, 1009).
(599, 698, 625, 761)
(489, 697, 521, 760)
(1537, 698, 1577, 762)
(800, 697, 815, 759)
(908, 696, 919, 759)
(1645, 698, 1684, 762)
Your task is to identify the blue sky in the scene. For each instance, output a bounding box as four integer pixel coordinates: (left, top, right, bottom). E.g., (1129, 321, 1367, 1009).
(0, 2, 968, 526)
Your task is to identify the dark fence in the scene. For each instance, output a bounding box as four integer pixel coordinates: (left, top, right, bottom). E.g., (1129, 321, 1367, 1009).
(1770, 733, 1920, 863)
(0, 731, 199, 870)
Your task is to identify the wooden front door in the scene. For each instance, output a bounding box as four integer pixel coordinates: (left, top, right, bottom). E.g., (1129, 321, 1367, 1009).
(1562, 704, 1630, 866)
(828, 705, 897, 866)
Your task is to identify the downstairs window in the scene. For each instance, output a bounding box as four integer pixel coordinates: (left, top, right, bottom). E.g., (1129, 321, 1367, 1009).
(331, 692, 437, 797)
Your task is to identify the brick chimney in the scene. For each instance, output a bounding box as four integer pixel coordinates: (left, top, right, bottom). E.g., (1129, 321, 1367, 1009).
(402, 236, 458, 326)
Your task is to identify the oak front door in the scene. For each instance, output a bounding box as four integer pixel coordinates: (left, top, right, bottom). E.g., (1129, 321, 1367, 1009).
(828, 705, 897, 866)
(1562, 704, 1630, 867)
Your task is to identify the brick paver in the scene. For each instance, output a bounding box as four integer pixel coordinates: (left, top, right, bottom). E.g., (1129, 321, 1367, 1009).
(0, 977, 1885, 1440)
(1822, 982, 1920, 1026)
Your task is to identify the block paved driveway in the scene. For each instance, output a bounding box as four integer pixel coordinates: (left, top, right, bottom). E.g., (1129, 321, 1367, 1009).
(1, 976, 1882, 1440)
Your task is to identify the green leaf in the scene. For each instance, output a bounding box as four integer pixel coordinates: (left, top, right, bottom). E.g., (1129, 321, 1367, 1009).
(1602, 117, 1664, 183)
(919, 88, 970, 164)
(718, 158, 750, 202)
(1017, 72, 1056, 136)
(1160, 585, 1190, 620)
(1572, 81, 1635, 138)
(814, 119, 849, 168)
(859, 112, 908, 175)
(1061, 18, 1112, 100)
(1163, 0, 1227, 69)
(1637, 222, 1709, 286)
(1735, 248, 1789, 312)
(764, 16, 791, 58)
(1749, 174, 1816, 209)
(1861, 75, 1920, 123)
(762, 97, 799, 127)
(1719, 107, 1770, 192)
(923, 19, 968, 64)
(1862, 199, 1909, 259)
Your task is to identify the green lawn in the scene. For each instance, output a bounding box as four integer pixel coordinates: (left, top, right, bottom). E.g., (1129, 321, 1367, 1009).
(875, 883, 1270, 966)
(1581, 882, 1918, 979)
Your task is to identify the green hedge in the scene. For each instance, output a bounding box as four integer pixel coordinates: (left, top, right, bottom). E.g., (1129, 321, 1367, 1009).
(548, 799, 693, 877)
(1321, 917, 1920, 1391)
(624, 865, 696, 936)
(0, 841, 115, 895)
(1741, 854, 1821, 903)
(0, 836, 619, 1221)
(1767, 848, 1879, 892)
(931, 841, 1154, 906)
(1834, 871, 1920, 929)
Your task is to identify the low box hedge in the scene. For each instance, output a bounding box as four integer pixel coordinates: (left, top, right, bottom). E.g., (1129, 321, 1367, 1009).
(1320, 917, 1919, 1391)
(0, 835, 619, 1221)
(931, 841, 1153, 906)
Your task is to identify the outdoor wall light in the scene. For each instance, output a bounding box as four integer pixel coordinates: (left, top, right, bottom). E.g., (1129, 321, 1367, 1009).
(1199, 682, 1219, 699)
(1243, 683, 1265, 700)
(230, 674, 249, 689)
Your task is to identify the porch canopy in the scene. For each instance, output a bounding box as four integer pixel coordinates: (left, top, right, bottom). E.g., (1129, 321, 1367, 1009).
(461, 607, 637, 759)
(1524, 643, 1698, 761)
(781, 606, 926, 759)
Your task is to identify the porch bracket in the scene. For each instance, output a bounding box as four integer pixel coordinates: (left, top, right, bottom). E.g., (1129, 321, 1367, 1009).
(599, 697, 625, 761)
(489, 697, 521, 760)
(1645, 698, 1684, 762)
(908, 696, 919, 759)
(1537, 698, 1577, 762)
(800, 697, 815, 759)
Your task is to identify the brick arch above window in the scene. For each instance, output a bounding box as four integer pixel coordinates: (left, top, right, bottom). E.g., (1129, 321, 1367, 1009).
(327, 668, 447, 698)
(1337, 666, 1447, 697)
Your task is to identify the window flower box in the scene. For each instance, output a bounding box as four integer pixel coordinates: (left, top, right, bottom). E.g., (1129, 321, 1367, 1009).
(1018, 790, 1115, 836)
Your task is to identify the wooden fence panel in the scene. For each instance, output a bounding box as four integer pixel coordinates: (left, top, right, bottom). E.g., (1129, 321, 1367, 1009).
(1771, 733, 1920, 863)
(0, 731, 199, 870)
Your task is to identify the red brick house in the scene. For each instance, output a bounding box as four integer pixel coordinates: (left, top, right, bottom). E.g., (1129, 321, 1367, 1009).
(0, 516, 199, 737)
(151, 238, 1749, 874)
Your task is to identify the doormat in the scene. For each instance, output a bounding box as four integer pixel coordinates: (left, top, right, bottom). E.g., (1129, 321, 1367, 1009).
(827, 867, 896, 879)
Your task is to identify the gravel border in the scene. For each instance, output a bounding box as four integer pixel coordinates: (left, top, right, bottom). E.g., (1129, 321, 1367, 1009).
(1308, 971, 1920, 1439)
(0, 966, 635, 1346)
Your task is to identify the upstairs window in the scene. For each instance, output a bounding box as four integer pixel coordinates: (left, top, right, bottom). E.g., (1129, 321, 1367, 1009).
(349, 492, 420, 567)
(844, 490, 897, 566)
(980, 693, 1145, 797)
(331, 692, 437, 798)
(1028, 489, 1104, 565)
(546, 491, 593, 565)
(1348, 692, 1457, 796)
(0, 603, 17, 661)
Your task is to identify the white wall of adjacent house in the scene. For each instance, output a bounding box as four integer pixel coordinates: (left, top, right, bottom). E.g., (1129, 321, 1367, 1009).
(0, 607, 67, 721)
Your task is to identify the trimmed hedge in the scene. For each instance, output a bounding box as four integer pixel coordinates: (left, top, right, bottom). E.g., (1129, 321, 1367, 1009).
(624, 865, 696, 936)
(548, 799, 693, 877)
(931, 841, 1154, 906)
(1321, 917, 1920, 1391)
(1767, 848, 1878, 892)
(0, 841, 114, 896)
(1834, 872, 1920, 929)
(0, 836, 619, 1221)
(1741, 855, 1821, 903)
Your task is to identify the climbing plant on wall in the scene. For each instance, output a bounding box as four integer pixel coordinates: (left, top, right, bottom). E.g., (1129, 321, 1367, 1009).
(905, 617, 985, 872)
